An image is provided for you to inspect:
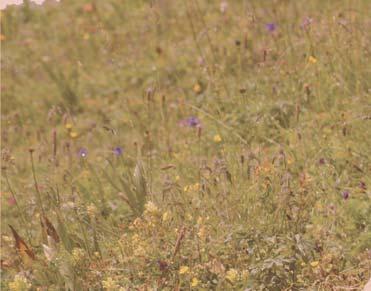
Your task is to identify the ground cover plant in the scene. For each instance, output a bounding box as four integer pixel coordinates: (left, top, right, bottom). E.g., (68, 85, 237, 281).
(1, 0, 370, 290)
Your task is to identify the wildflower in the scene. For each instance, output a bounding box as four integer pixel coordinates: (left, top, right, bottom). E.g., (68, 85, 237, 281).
(113, 146, 123, 156)
(70, 131, 78, 138)
(65, 123, 73, 129)
(78, 148, 88, 158)
(359, 181, 367, 191)
(310, 261, 319, 268)
(225, 268, 239, 283)
(197, 226, 207, 240)
(8, 274, 31, 291)
(162, 211, 171, 222)
(86, 203, 98, 218)
(308, 56, 317, 64)
(72, 248, 86, 265)
(144, 201, 160, 216)
(318, 158, 326, 165)
(213, 134, 222, 143)
(179, 265, 190, 275)
(179, 116, 201, 128)
(342, 190, 350, 200)
(102, 277, 119, 290)
(191, 277, 200, 287)
(301, 17, 313, 30)
(158, 260, 168, 272)
(241, 270, 249, 281)
(193, 82, 203, 94)
(8, 196, 16, 206)
(266, 23, 277, 32)
(133, 244, 147, 257)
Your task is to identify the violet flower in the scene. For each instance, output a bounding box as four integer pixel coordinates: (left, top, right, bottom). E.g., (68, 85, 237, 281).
(113, 146, 123, 156)
(342, 190, 350, 200)
(179, 116, 201, 128)
(78, 147, 88, 158)
(266, 23, 277, 32)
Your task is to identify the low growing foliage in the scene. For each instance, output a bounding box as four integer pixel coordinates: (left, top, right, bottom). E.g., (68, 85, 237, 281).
(1, 0, 370, 290)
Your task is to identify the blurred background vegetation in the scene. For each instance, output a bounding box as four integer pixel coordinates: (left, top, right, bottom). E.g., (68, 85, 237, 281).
(1, 0, 370, 290)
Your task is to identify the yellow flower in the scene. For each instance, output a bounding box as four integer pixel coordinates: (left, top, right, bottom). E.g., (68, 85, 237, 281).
(308, 56, 317, 64)
(133, 244, 147, 257)
(193, 82, 202, 94)
(241, 270, 249, 281)
(191, 277, 200, 287)
(310, 261, 319, 268)
(70, 131, 78, 138)
(185, 213, 193, 221)
(8, 274, 31, 291)
(144, 201, 160, 216)
(102, 277, 119, 290)
(213, 134, 222, 143)
(65, 123, 73, 129)
(179, 265, 190, 275)
(162, 211, 171, 222)
(197, 226, 207, 240)
(86, 203, 98, 218)
(72, 248, 86, 265)
(225, 268, 239, 283)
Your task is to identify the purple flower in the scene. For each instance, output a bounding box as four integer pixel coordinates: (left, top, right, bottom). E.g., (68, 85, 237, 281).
(342, 190, 350, 200)
(266, 23, 277, 32)
(113, 146, 123, 156)
(318, 158, 326, 165)
(179, 116, 201, 128)
(301, 17, 313, 30)
(359, 181, 366, 191)
(78, 147, 88, 158)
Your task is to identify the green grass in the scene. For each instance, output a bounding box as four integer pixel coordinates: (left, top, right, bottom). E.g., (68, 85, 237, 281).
(1, 0, 370, 290)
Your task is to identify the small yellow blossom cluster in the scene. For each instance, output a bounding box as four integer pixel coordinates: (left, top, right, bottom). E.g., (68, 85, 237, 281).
(131, 233, 149, 257)
(213, 134, 222, 143)
(144, 201, 161, 217)
(72, 248, 86, 266)
(196, 216, 210, 242)
(65, 123, 79, 139)
(143, 201, 163, 228)
(178, 265, 201, 287)
(8, 274, 31, 291)
(102, 277, 119, 290)
(86, 203, 98, 218)
(183, 183, 200, 193)
(102, 277, 128, 290)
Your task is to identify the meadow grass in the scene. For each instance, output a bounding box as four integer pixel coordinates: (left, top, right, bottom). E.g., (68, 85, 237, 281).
(1, 0, 370, 290)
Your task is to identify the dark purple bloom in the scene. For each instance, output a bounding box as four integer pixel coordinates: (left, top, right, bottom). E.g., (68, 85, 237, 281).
(319, 158, 326, 165)
(359, 181, 367, 191)
(266, 23, 277, 32)
(342, 190, 350, 200)
(179, 116, 201, 128)
(113, 147, 123, 156)
(157, 260, 168, 272)
(78, 147, 88, 158)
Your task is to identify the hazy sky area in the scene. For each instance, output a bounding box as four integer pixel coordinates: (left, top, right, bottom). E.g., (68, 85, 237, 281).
(0, 0, 59, 10)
